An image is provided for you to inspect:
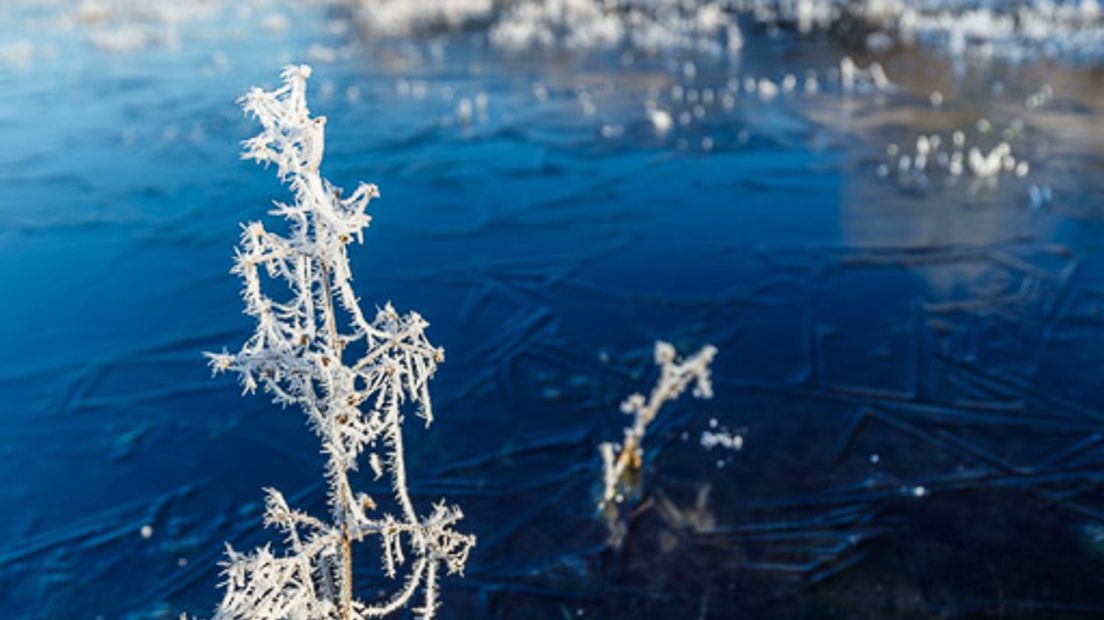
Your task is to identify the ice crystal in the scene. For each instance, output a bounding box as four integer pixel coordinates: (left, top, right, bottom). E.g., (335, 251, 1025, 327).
(204, 65, 474, 620)
(839, 56, 892, 94)
(599, 341, 717, 510)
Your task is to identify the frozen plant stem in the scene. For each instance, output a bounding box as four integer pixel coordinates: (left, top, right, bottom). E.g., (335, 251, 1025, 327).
(599, 341, 717, 509)
(204, 65, 474, 620)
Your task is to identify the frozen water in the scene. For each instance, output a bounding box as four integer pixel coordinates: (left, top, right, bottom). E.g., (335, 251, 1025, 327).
(3, 1, 1104, 618)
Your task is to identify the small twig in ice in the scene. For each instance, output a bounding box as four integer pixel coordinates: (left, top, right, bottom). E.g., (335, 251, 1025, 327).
(599, 341, 717, 510)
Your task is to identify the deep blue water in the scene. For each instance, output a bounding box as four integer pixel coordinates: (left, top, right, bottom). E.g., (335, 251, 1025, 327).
(3, 3, 1104, 619)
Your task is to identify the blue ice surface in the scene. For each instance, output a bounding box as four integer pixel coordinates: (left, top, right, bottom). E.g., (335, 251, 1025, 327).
(3, 3, 1104, 619)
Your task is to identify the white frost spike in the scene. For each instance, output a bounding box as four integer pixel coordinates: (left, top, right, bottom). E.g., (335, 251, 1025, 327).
(205, 65, 474, 620)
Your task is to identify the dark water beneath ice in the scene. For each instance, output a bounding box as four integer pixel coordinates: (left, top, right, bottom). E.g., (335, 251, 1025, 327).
(3, 3, 1104, 619)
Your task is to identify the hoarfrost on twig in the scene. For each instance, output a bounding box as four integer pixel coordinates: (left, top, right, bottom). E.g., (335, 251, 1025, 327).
(599, 341, 717, 510)
(205, 65, 474, 620)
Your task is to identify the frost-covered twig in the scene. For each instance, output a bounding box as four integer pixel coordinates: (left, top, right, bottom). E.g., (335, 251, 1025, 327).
(599, 341, 717, 509)
(205, 65, 474, 620)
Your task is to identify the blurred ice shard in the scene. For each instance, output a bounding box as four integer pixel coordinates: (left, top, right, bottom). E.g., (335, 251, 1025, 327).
(490, 0, 742, 53)
(351, 0, 742, 53)
(353, 0, 495, 36)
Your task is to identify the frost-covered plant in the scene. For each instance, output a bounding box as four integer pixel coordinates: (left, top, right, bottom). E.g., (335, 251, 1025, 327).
(599, 341, 717, 510)
(204, 65, 474, 620)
